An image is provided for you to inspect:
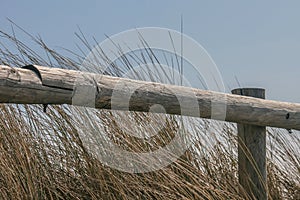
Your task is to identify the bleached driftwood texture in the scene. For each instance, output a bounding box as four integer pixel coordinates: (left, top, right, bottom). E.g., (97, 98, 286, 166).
(0, 65, 299, 131)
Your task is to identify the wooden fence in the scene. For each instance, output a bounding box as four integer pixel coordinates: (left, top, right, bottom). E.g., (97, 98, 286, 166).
(1, 64, 300, 199)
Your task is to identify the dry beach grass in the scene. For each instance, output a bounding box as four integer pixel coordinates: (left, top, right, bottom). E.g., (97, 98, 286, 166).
(0, 26, 299, 199)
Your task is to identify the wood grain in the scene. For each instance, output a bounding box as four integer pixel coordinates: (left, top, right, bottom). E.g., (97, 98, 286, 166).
(1, 65, 300, 131)
(232, 88, 267, 200)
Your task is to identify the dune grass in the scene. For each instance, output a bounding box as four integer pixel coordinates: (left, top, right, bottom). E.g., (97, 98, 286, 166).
(0, 26, 299, 199)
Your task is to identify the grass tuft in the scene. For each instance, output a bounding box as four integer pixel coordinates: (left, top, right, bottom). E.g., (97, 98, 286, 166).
(0, 25, 299, 199)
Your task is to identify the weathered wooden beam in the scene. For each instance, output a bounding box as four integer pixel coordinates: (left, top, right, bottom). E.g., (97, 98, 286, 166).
(232, 88, 267, 200)
(0, 65, 300, 131)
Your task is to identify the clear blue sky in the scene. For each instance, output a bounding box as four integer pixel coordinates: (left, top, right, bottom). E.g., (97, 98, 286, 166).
(2, 0, 300, 102)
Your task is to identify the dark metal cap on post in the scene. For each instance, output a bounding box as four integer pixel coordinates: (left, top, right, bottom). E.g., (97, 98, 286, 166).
(232, 88, 267, 200)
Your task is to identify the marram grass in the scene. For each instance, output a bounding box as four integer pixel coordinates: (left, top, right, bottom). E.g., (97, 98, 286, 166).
(0, 26, 299, 199)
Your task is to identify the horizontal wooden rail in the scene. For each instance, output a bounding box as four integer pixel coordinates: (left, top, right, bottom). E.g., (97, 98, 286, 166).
(1, 65, 300, 131)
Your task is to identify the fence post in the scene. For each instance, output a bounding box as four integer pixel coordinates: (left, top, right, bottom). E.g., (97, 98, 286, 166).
(231, 88, 267, 200)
